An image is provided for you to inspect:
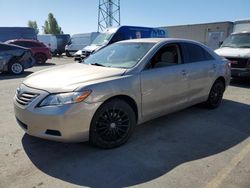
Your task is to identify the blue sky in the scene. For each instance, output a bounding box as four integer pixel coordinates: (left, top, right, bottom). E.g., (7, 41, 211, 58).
(0, 0, 249, 34)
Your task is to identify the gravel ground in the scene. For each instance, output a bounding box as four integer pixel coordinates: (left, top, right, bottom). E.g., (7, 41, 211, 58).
(0, 57, 250, 188)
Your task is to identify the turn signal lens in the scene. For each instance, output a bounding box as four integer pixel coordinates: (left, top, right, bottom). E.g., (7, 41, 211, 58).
(75, 90, 92, 103)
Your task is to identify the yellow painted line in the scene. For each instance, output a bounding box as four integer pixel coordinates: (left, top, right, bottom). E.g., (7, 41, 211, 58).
(204, 139, 250, 188)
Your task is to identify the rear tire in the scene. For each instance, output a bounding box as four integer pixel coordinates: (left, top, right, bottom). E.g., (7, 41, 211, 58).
(8, 61, 24, 75)
(65, 51, 72, 57)
(205, 80, 225, 109)
(35, 54, 47, 64)
(90, 99, 136, 149)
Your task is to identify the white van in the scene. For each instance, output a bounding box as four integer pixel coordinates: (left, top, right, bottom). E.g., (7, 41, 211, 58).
(65, 32, 99, 57)
(37, 34, 57, 55)
(215, 20, 250, 78)
(215, 31, 250, 78)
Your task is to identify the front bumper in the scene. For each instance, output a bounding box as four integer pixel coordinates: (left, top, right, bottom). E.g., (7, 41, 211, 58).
(13, 85, 102, 142)
(65, 50, 77, 56)
(231, 68, 250, 78)
(74, 54, 82, 61)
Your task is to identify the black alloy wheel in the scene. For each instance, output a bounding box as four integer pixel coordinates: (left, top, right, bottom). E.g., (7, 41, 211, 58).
(205, 80, 225, 109)
(90, 99, 136, 149)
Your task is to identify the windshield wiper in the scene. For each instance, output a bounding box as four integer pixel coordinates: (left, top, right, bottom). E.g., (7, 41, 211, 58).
(91, 63, 106, 67)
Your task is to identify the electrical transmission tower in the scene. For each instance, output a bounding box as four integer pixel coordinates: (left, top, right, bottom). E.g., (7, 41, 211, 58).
(98, 0, 120, 31)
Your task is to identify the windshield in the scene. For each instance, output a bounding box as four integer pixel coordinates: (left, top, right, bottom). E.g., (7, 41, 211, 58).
(221, 33, 250, 48)
(91, 33, 114, 46)
(83, 42, 155, 69)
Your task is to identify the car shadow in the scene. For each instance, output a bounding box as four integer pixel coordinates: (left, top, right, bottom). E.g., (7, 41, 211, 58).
(230, 77, 250, 89)
(22, 99, 250, 188)
(0, 71, 33, 80)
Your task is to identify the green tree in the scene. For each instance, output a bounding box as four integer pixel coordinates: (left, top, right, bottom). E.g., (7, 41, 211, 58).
(28, 20, 39, 34)
(43, 13, 63, 34)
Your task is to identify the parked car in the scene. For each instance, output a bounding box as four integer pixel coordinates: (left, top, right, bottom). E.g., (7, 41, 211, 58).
(14, 38, 230, 148)
(75, 25, 166, 61)
(6, 39, 52, 64)
(65, 32, 99, 57)
(37, 34, 57, 55)
(55, 34, 70, 55)
(215, 31, 250, 78)
(0, 42, 35, 75)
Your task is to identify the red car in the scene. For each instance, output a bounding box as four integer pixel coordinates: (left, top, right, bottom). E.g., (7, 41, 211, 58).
(6, 39, 52, 64)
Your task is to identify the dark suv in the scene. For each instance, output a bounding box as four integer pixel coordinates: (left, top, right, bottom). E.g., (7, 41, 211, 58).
(6, 39, 52, 64)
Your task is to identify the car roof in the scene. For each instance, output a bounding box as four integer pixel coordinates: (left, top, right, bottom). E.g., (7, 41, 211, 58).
(118, 38, 203, 44)
(7, 39, 40, 43)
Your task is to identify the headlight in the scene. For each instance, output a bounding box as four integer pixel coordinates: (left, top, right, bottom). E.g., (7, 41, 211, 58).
(38, 90, 91, 107)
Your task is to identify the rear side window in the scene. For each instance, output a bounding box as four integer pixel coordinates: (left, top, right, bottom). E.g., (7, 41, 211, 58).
(181, 43, 214, 63)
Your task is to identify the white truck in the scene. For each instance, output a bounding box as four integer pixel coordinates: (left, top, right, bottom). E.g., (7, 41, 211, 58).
(65, 32, 99, 57)
(215, 20, 250, 78)
(37, 34, 57, 55)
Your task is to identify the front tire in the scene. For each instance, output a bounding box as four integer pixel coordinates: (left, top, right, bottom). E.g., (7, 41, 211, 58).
(65, 51, 72, 57)
(205, 80, 225, 109)
(90, 99, 136, 149)
(8, 61, 24, 75)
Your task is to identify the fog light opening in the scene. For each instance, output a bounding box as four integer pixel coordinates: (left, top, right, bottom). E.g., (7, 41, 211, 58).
(45, 129, 61, 136)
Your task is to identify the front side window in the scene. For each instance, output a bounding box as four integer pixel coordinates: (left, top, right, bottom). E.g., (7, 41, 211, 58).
(149, 44, 182, 69)
(83, 42, 155, 69)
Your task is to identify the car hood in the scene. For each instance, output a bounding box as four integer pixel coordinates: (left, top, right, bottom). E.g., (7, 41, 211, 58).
(83, 44, 102, 52)
(215, 47, 250, 58)
(23, 63, 126, 93)
(74, 50, 82, 56)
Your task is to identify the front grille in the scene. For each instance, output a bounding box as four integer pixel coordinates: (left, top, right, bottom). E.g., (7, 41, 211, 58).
(16, 92, 39, 106)
(225, 57, 249, 68)
(82, 51, 91, 57)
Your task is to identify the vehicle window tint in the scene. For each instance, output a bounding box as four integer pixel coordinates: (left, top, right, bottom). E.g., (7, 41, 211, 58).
(22, 42, 38, 47)
(11, 41, 28, 47)
(11, 41, 40, 48)
(110, 32, 125, 43)
(0, 43, 18, 51)
(150, 44, 182, 69)
(182, 43, 214, 63)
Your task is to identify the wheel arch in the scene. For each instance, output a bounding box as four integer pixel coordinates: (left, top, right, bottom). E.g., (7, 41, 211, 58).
(101, 95, 139, 123)
(34, 52, 47, 58)
(4, 56, 19, 71)
(214, 76, 226, 91)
